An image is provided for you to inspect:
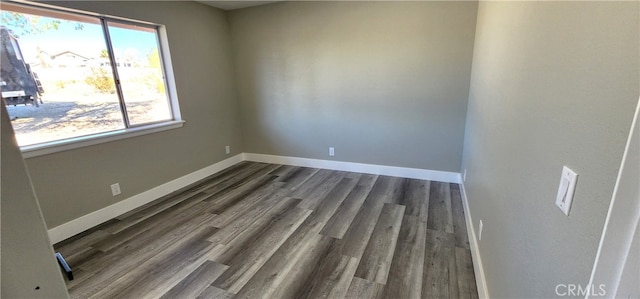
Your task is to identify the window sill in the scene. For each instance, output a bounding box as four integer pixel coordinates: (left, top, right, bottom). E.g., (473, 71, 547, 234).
(21, 120, 185, 159)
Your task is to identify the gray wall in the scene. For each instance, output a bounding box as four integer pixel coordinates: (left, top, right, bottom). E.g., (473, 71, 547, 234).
(10, 2, 637, 297)
(2, 104, 69, 298)
(229, 1, 477, 172)
(461, 1, 639, 297)
(25, 1, 243, 228)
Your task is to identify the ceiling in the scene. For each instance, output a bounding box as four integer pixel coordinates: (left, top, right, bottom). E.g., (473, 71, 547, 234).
(197, 1, 281, 11)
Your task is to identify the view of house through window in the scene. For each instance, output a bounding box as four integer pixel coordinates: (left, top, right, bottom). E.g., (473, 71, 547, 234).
(1, 3, 173, 147)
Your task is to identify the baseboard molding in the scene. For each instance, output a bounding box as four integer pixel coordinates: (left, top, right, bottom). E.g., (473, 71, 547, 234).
(243, 153, 461, 183)
(48, 152, 462, 244)
(47, 154, 244, 244)
(45, 151, 488, 294)
(460, 182, 490, 299)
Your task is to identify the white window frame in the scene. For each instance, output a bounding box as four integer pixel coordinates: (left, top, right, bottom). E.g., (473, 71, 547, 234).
(2, 1, 184, 158)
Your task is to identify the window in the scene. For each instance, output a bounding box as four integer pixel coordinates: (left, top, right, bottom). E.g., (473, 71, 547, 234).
(1, 2, 181, 154)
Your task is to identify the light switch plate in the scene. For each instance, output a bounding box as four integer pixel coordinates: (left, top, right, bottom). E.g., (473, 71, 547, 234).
(555, 166, 578, 215)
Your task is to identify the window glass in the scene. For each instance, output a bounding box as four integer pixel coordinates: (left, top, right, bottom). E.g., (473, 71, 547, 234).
(107, 21, 172, 126)
(2, 8, 124, 146)
(1, 3, 177, 147)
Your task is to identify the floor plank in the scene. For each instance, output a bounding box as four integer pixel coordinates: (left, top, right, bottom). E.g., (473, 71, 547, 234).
(232, 176, 358, 298)
(288, 169, 333, 197)
(233, 232, 327, 298)
(207, 196, 303, 256)
(211, 202, 312, 293)
(345, 277, 384, 298)
(450, 183, 471, 249)
(279, 166, 319, 190)
(202, 167, 280, 213)
(456, 247, 480, 299)
(200, 163, 274, 196)
(112, 161, 253, 221)
(56, 229, 111, 262)
(54, 162, 478, 299)
(92, 192, 215, 252)
(427, 181, 454, 233)
(250, 235, 338, 299)
(340, 176, 400, 259)
(70, 218, 215, 298)
(297, 171, 350, 210)
(380, 215, 427, 298)
(297, 247, 359, 299)
(267, 164, 295, 177)
(208, 181, 285, 229)
(160, 260, 229, 299)
(78, 202, 212, 270)
(422, 229, 454, 299)
(449, 241, 460, 299)
(354, 203, 405, 284)
(197, 285, 235, 299)
(106, 188, 206, 234)
(105, 238, 217, 299)
(320, 174, 377, 239)
(400, 179, 430, 219)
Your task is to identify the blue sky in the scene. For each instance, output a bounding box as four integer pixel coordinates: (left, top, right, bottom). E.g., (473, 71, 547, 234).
(5, 13, 158, 64)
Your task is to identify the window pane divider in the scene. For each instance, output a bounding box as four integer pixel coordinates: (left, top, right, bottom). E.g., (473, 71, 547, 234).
(100, 17, 130, 128)
(3, 1, 182, 150)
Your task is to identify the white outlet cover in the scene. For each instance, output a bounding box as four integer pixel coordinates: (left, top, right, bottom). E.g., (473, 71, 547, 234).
(555, 166, 578, 216)
(478, 220, 483, 241)
(329, 147, 335, 157)
(110, 183, 121, 196)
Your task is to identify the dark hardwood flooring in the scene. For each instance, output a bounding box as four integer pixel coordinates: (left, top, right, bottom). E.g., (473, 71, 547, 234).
(54, 162, 478, 299)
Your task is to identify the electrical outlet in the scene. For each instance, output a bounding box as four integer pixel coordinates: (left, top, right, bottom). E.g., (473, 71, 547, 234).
(225, 145, 231, 155)
(463, 169, 467, 182)
(478, 220, 483, 241)
(329, 147, 335, 157)
(110, 183, 121, 196)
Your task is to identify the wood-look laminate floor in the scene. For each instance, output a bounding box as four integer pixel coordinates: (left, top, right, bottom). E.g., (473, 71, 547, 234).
(54, 162, 479, 299)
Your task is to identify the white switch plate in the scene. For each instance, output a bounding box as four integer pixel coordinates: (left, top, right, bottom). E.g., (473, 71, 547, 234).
(110, 183, 121, 196)
(225, 145, 231, 154)
(555, 166, 578, 216)
(329, 147, 335, 157)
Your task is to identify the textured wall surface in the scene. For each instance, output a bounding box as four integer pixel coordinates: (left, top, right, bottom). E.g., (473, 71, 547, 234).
(461, 1, 639, 297)
(229, 1, 477, 172)
(2, 104, 70, 298)
(10, 2, 639, 297)
(25, 1, 243, 228)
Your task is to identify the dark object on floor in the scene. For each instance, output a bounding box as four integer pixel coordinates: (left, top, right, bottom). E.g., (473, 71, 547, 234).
(55, 252, 73, 281)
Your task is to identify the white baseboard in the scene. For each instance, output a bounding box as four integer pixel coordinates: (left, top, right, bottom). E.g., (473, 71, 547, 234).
(47, 154, 244, 244)
(243, 153, 461, 183)
(460, 181, 490, 299)
(46, 151, 486, 295)
(48, 152, 462, 244)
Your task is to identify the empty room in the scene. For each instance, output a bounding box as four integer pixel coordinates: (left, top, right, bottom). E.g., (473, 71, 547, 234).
(1, 0, 638, 298)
